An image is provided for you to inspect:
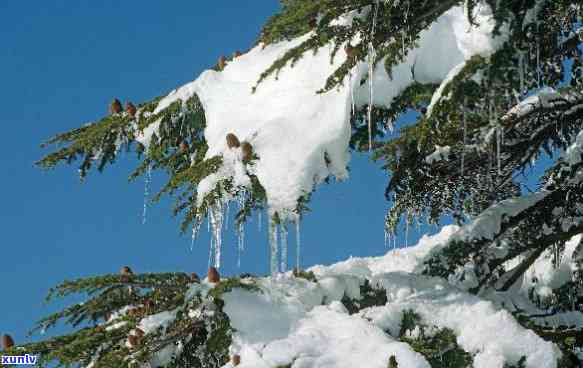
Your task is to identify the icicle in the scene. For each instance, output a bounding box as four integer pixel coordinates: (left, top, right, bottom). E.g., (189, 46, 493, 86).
(237, 221, 245, 268)
(461, 101, 467, 178)
(367, 0, 380, 152)
(518, 52, 525, 96)
(142, 164, 152, 225)
(236, 193, 246, 268)
(350, 71, 356, 117)
(209, 203, 224, 269)
(225, 201, 230, 227)
(405, 213, 410, 248)
(208, 228, 214, 269)
(280, 223, 288, 272)
(384, 228, 389, 248)
(536, 32, 541, 88)
(190, 214, 202, 251)
(295, 218, 301, 271)
(269, 215, 279, 276)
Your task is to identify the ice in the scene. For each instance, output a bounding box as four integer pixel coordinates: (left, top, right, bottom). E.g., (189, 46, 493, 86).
(280, 223, 288, 273)
(142, 164, 152, 225)
(295, 219, 301, 270)
(209, 203, 225, 269)
(366, 0, 381, 152)
(269, 215, 279, 276)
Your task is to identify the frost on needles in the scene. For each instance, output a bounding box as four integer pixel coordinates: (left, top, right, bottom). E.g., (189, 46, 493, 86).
(14, 0, 583, 367)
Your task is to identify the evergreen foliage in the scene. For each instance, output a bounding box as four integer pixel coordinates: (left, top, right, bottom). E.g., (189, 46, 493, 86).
(397, 310, 473, 368)
(23, 0, 583, 366)
(0, 272, 258, 368)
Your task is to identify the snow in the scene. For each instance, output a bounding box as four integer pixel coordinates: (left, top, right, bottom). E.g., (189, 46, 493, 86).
(138, 3, 507, 226)
(425, 145, 451, 164)
(521, 234, 583, 296)
(219, 225, 563, 368)
(96, 226, 576, 368)
(138, 310, 177, 335)
(502, 87, 559, 122)
(129, 2, 510, 272)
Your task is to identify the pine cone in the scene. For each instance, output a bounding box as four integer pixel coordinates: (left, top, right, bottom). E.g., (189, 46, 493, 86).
(207, 267, 220, 283)
(345, 44, 356, 59)
(120, 266, 133, 282)
(110, 98, 123, 115)
(309, 18, 318, 28)
(233, 50, 242, 58)
(232, 354, 241, 366)
(128, 334, 139, 348)
(2, 334, 14, 350)
(180, 141, 190, 153)
(226, 133, 241, 149)
(218, 55, 227, 70)
(125, 102, 137, 117)
(241, 142, 253, 162)
(190, 272, 200, 283)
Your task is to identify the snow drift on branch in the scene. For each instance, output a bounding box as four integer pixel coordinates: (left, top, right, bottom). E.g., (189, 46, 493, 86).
(140, 4, 507, 219)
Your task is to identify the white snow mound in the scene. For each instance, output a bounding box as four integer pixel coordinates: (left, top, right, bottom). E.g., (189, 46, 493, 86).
(219, 226, 562, 368)
(140, 4, 506, 219)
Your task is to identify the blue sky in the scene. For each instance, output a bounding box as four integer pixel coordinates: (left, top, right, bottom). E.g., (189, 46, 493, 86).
(0, 1, 435, 345)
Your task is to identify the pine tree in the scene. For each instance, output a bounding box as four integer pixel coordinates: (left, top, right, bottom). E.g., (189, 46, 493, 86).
(5, 1, 582, 367)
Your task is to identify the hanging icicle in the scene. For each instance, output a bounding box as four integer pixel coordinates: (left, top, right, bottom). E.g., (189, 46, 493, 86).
(295, 218, 301, 271)
(350, 71, 356, 118)
(142, 164, 152, 225)
(461, 100, 467, 178)
(190, 214, 203, 251)
(236, 192, 247, 268)
(518, 51, 525, 97)
(367, 0, 380, 152)
(269, 215, 279, 276)
(280, 223, 288, 273)
(237, 221, 245, 268)
(209, 203, 225, 269)
(405, 211, 410, 248)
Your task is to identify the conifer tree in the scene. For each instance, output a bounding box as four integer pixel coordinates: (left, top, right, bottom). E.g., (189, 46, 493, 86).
(4, 1, 582, 367)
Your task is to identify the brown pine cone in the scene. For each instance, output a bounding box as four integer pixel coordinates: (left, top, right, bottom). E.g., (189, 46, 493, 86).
(128, 334, 139, 348)
(345, 44, 356, 59)
(110, 98, 123, 115)
(207, 267, 220, 283)
(241, 142, 253, 162)
(125, 102, 137, 117)
(218, 55, 227, 70)
(232, 354, 241, 366)
(2, 334, 14, 350)
(180, 141, 190, 153)
(226, 133, 241, 149)
(120, 266, 133, 282)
